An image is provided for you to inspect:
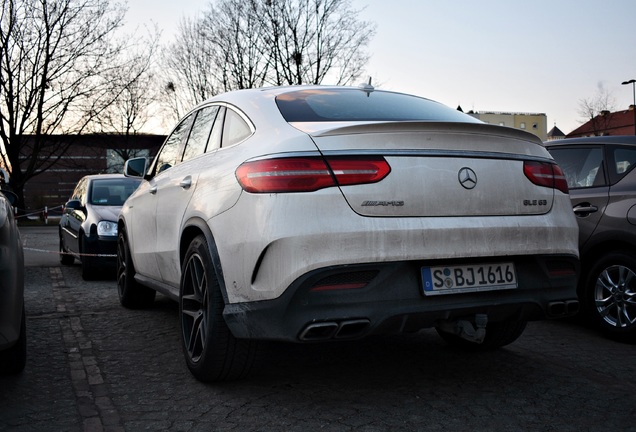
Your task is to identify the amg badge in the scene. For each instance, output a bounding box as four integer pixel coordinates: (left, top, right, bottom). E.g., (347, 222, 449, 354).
(361, 200, 404, 207)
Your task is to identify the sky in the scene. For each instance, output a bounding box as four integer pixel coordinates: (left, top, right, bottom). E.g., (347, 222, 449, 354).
(124, 0, 636, 135)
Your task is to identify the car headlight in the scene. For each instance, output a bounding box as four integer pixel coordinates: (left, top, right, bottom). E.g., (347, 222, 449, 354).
(97, 221, 118, 237)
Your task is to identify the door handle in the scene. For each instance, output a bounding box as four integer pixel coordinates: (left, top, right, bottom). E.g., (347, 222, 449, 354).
(573, 203, 598, 216)
(149, 185, 157, 195)
(180, 176, 192, 189)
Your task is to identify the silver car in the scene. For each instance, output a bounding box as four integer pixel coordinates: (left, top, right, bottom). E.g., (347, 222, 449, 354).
(0, 169, 26, 374)
(118, 85, 580, 382)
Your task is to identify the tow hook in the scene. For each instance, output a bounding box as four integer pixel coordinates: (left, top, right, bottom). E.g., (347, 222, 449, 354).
(438, 314, 488, 343)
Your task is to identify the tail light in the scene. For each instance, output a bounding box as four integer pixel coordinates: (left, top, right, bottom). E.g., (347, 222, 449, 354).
(523, 161, 569, 194)
(236, 156, 390, 193)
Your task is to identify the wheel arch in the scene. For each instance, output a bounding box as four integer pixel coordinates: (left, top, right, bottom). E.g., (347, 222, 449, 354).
(580, 238, 636, 288)
(117, 218, 127, 235)
(116, 218, 132, 263)
(78, 228, 86, 253)
(180, 218, 230, 304)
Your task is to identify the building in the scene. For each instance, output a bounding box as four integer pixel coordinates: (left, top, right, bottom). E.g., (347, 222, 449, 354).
(467, 111, 548, 141)
(21, 134, 164, 213)
(566, 106, 636, 138)
(546, 125, 566, 141)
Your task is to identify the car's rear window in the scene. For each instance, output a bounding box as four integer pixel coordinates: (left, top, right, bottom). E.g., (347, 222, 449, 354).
(275, 88, 481, 123)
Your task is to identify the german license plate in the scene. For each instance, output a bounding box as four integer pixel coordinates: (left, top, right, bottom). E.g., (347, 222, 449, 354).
(421, 262, 517, 296)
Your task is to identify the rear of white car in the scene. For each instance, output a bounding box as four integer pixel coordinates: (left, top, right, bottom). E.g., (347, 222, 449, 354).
(118, 86, 579, 381)
(220, 121, 579, 343)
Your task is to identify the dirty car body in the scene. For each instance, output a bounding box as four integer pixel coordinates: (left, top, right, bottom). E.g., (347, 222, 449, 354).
(118, 85, 580, 382)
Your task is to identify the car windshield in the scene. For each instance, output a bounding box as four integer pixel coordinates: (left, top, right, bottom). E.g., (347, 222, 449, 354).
(275, 88, 481, 123)
(90, 178, 141, 206)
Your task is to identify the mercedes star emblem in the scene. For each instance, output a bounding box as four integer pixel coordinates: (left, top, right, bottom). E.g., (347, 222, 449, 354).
(458, 167, 477, 189)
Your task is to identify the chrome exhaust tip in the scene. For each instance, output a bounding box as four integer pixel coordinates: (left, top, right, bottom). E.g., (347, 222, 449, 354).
(334, 319, 370, 339)
(299, 322, 339, 341)
(299, 319, 371, 341)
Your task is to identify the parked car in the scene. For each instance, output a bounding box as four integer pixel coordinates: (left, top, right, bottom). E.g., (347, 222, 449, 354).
(545, 135, 636, 341)
(118, 85, 580, 382)
(59, 174, 141, 280)
(0, 169, 26, 374)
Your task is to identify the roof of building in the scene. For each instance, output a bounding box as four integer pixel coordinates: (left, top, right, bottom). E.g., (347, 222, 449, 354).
(547, 125, 565, 138)
(567, 107, 636, 137)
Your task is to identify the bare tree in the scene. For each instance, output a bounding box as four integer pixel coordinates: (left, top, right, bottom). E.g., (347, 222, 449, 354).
(160, 0, 375, 115)
(0, 0, 130, 209)
(162, 16, 219, 123)
(93, 25, 161, 136)
(201, 0, 270, 92)
(90, 25, 163, 171)
(260, 0, 375, 86)
(577, 82, 617, 136)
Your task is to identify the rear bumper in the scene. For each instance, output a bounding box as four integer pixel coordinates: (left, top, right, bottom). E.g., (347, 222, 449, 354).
(223, 254, 579, 342)
(211, 187, 579, 304)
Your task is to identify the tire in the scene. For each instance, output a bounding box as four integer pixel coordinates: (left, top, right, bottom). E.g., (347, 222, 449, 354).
(116, 229, 156, 309)
(0, 304, 27, 375)
(436, 318, 527, 351)
(583, 251, 636, 342)
(59, 232, 74, 265)
(180, 235, 258, 382)
(80, 235, 96, 280)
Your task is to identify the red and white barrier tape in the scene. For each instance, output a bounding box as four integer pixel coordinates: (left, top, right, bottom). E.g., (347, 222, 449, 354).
(23, 247, 116, 258)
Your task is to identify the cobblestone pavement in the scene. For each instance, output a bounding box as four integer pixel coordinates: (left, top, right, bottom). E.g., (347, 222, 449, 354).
(2, 226, 636, 431)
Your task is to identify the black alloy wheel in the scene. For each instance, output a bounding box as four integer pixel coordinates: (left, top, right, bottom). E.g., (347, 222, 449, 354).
(180, 235, 258, 382)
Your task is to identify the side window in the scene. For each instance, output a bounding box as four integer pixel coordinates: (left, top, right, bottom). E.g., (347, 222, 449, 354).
(221, 108, 252, 147)
(72, 178, 87, 202)
(206, 107, 225, 152)
(182, 105, 220, 162)
(154, 113, 195, 175)
(610, 147, 636, 183)
(548, 147, 605, 189)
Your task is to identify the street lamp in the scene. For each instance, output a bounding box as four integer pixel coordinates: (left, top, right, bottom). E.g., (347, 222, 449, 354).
(622, 79, 636, 135)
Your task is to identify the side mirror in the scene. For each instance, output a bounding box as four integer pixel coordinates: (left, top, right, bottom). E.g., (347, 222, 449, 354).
(64, 199, 84, 213)
(124, 157, 148, 178)
(1, 190, 17, 206)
